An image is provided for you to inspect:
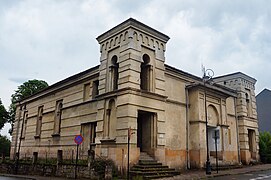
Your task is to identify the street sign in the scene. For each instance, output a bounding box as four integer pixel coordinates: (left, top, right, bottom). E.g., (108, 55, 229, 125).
(74, 135, 84, 145)
(74, 135, 83, 179)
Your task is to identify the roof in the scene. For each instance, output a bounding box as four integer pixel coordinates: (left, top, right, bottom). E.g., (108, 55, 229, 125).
(165, 64, 237, 97)
(19, 65, 100, 104)
(256, 88, 271, 98)
(165, 64, 202, 82)
(214, 72, 257, 84)
(96, 18, 170, 43)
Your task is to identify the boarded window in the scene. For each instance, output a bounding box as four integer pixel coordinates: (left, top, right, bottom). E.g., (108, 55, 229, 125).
(83, 83, 91, 101)
(81, 122, 97, 155)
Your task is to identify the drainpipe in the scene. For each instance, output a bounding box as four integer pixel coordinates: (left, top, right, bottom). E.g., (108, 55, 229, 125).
(185, 86, 190, 170)
(234, 97, 241, 164)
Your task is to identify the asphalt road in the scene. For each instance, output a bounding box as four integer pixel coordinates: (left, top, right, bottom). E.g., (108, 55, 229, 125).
(214, 169, 271, 180)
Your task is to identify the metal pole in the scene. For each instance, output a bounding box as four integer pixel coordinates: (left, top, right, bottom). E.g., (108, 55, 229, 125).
(215, 130, 218, 173)
(75, 144, 79, 179)
(205, 81, 211, 175)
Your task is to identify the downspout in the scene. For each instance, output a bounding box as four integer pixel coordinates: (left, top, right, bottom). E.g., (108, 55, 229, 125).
(234, 97, 241, 164)
(185, 86, 190, 169)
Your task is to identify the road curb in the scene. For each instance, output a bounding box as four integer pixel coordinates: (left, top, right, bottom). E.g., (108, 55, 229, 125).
(202, 166, 271, 179)
(0, 173, 36, 180)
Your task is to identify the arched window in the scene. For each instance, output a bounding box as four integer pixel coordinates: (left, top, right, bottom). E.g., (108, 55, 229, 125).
(140, 54, 151, 91)
(53, 100, 63, 135)
(22, 112, 28, 138)
(110, 56, 119, 91)
(246, 92, 251, 117)
(35, 106, 43, 137)
(106, 99, 117, 139)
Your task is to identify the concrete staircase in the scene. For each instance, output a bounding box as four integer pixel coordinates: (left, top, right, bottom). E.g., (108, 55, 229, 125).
(130, 152, 180, 179)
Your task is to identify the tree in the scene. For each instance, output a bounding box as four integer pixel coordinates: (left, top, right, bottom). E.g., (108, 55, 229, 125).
(259, 131, 271, 163)
(9, 80, 49, 134)
(0, 135, 11, 157)
(0, 99, 9, 130)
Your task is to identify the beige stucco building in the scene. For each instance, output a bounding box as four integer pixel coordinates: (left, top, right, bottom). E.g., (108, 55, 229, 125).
(10, 18, 259, 171)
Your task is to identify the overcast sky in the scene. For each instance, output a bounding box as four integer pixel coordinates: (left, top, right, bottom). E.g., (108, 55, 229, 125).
(1, 0, 271, 137)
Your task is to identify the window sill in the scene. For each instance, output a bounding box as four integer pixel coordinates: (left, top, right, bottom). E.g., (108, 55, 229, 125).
(52, 133, 60, 137)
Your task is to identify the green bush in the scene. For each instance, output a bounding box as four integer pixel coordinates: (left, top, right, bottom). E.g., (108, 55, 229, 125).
(90, 156, 118, 178)
(259, 131, 271, 163)
(0, 135, 11, 157)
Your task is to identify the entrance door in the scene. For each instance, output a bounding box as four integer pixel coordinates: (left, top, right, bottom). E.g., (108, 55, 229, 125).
(248, 129, 256, 159)
(137, 111, 156, 155)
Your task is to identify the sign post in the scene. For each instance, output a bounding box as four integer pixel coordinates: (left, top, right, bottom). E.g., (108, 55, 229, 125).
(74, 135, 84, 179)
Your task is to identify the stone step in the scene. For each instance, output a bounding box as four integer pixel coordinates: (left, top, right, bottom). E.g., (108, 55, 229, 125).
(132, 164, 169, 169)
(130, 152, 180, 179)
(131, 167, 177, 172)
(139, 152, 155, 161)
(138, 160, 162, 166)
(130, 170, 180, 177)
(144, 174, 177, 179)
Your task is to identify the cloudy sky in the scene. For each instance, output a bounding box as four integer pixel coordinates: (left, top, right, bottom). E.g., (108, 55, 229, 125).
(1, 0, 271, 137)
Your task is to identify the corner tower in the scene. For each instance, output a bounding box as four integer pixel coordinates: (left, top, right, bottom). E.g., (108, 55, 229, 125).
(94, 18, 170, 167)
(96, 18, 170, 95)
(214, 72, 259, 164)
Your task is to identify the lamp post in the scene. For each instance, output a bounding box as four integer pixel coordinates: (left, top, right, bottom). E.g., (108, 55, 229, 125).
(202, 67, 214, 175)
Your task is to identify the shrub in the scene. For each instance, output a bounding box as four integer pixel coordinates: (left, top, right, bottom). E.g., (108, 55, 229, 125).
(90, 156, 118, 178)
(259, 131, 271, 163)
(0, 135, 11, 157)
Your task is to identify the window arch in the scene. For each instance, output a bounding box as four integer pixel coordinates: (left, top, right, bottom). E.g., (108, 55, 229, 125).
(207, 105, 219, 126)
(110, 55, 119, 91)
(140, 54, 151, 91)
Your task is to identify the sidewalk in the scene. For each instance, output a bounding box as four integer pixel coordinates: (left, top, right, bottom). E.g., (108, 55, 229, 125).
(160, 164, 271, 179)
(1, 164, 271, 179)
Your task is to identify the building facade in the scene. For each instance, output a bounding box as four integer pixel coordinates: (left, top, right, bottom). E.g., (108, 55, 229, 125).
(256, 88, 271, 133)
(10, 18, 259, 170)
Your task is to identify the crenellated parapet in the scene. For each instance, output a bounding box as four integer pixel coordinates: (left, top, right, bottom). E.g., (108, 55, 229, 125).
(98, 29, 167, 53)
(97, 18, 169, 57)
(214, 72, 257, 118)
